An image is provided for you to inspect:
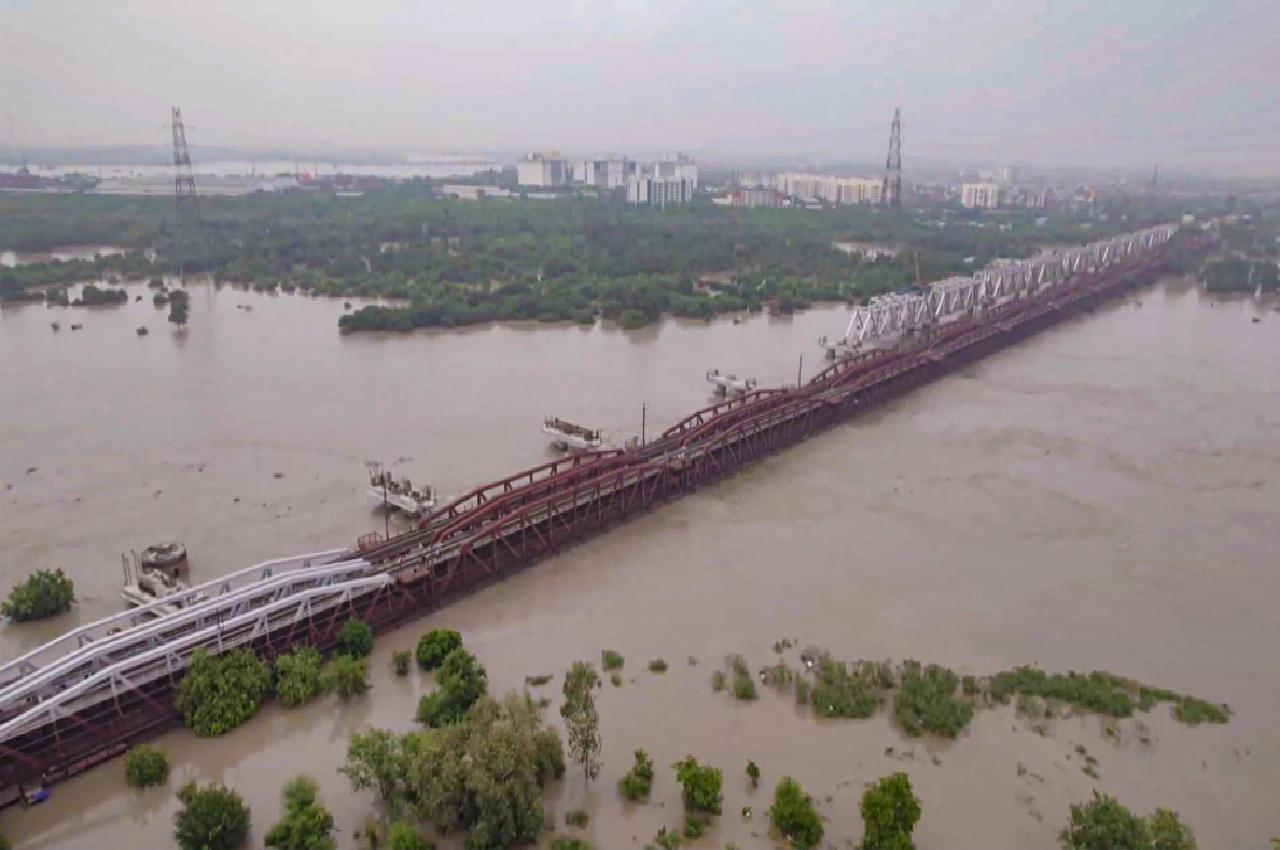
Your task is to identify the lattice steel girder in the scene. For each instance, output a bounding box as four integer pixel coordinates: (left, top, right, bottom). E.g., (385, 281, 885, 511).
(829, 224, 1177, 348)
(0, 548, 349, 690)
(0, 559, 375, 713)
(0, 576, 392, 744)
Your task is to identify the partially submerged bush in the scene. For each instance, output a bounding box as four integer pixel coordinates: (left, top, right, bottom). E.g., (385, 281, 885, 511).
(673, 756, 722, 815)
(416, 629, 462, 671)
(769, 777, 824, 850)
(860, 772, 920, 850)
(1058, 792, 1199, 850)
(275, 645, 324, 708)
(324, 654, 370, 698)
(124, 744, 170, 789)
(811, 657, 877, 719)
(336, 617, 374, 659)
(565, 809, 590, 828)
(264, 775, 335, 850)
(619, 749, 655, 801)
(416, 647, 488, 727)
(602, 650, 625, 671)
(177, 648, 271, 737)
(2, 568, 75, 622)
(893, 661, 974, 738)
(173, 782, 252, 850)
(733, 674, 758, 701)
(390, 650, 413, 676)
(648, 658, 669, 673)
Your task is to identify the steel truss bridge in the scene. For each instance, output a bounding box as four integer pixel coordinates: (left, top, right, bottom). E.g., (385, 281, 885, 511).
(819, 225, 1177, 357)
(0, 224, 1205, 802)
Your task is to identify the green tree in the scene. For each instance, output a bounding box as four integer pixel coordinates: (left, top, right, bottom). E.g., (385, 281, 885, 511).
(340, 729, 406, 811)
(264, 775, 336, 850)
(672, 756, 722, 815)
(417, 647, 488, 727)
(275, 645, 325, 707)
(399, 692, 565, 849)
(746, 760, 760, 789)
(168, 288, 190, 325)
(860, 772, 921, 850)
(391, 649, 413, 676)
(2, 568, 76, 622)
(387, 822, 429, 850)
(619, 749, 655, 801)
(769, 777, 824, 850)
(324, 654, 370, 698)
(177, 648, 271, 737)
(337, 617, 375, 658)
(561, 661, 602, 783)
(1059, 791, 1152, 850)
(1149, 808, 1197, 850)
(123, 744, 170, 789)
(173, 782, 252, 850)
(416, 629, 463, 671)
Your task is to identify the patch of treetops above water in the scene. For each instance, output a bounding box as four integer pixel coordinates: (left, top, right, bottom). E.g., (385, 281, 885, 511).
(2, 190, 1160, 328)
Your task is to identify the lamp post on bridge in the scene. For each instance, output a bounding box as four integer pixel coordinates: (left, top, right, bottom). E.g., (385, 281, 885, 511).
(641, 402, 648, 445)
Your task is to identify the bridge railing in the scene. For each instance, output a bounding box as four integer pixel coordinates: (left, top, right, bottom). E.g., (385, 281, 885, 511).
(0, 548, 349, 688)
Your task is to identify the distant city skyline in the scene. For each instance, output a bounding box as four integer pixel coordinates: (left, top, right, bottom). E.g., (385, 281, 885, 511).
(2, 0, 1278, 175)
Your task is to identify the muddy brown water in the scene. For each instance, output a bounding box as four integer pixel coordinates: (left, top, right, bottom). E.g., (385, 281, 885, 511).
(1, 279, 1278, 848)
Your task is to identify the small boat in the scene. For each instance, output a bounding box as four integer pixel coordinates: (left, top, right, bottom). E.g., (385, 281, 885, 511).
(136, 326, 149, 336)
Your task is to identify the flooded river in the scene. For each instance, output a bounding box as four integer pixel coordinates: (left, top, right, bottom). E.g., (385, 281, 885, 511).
(1, 279, 1277, 848)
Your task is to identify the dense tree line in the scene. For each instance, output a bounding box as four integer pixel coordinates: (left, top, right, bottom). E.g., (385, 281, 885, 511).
(3, 188, 1159, 327)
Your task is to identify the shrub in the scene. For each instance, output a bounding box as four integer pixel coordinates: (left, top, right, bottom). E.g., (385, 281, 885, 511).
(673, 756, 722, 815)
(683, 813, 709, 839)
(1172, 697, 1229, 725)
(860, 772, 921, 850)
(264, 775, 335, 850)
(124, 744, 170, 789)
(769, 777, 824, 850)
(733, 675, 758, 701)
(336, 617, 374, 659)
(391, 650, 413, 676)
(648, 659, 668, 673)
(711, 671, 727, 691)
(565, 809, 590, 828)
(611, 672, 623, 687)
(173, 782, 252, 850)
(1059, 791, 1152, 849)
(387, 822, 430, 850)
(275, 645, 324, 707)
(1, 568, 75, 622)
(619, 749, 655, 801)
(416, 629, 462, 671)
(1148, 808, 1197, 850)
(602, 650, 625, 671)
(893, 662, 974, 738)
(324, 655, 370, 698)
(177, 648, 271, 737)
(812, 657, 877, 719)
(416, 647, 488, 727)
(746, 760, 760, 788)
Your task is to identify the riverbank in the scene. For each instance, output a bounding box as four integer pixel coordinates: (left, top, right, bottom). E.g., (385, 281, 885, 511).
(1, 279, 1278, 847)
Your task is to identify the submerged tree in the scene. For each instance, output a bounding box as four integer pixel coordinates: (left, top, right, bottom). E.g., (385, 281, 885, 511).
(561, 661, 602, 783)
(1, 568, 76, 622)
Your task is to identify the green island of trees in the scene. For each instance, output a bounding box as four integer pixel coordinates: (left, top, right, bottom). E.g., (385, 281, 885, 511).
(72, 283, 129, 306)
(2, 189, 1176, 331)
(1, 568, 76, 622)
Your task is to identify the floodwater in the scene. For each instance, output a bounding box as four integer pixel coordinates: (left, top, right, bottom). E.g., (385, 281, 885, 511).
(1, 279, 1278, 848)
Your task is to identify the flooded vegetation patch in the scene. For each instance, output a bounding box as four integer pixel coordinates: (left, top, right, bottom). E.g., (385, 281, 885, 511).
(174, 782, 252, 850)
(619, 749, 655, 802)
(564, 809, 590, 828)
(324, 655, 371, 699)
(177, 648, 271, 737)
(859, 772, 921, 850)
(416, 647, 489, 727)
(415, 629, 462, 671)
(1, 567, 76, 622)
(893, 661, 974, 738)
(768, 777, 824, 850)
(525, 674, 554, 687)
(264, 775, 336, 850)
(601, 649, 625, 671)
(673, 756, 723, 816)
(390, 650, 413, 676)
(809, 657, 879, 720)
(274, 645, 325, 707)
(988, 666, 1230, 725)
(123, 744, 170, 789)
(1059, 791, 1197, 850)
(648, 658, 669, 673)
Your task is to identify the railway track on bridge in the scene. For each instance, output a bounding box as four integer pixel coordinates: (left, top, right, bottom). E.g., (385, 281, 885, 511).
(0, 226, 1205, 803)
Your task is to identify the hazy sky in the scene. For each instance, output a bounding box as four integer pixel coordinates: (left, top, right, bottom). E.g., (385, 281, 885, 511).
(2, 0, 1278, 172)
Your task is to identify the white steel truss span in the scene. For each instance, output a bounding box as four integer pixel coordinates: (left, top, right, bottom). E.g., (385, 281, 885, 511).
(822, 224, 1177, 352)
(0, 548, 349, 689)
(0, 559, 376, 713)
(0, 575, 392, 743)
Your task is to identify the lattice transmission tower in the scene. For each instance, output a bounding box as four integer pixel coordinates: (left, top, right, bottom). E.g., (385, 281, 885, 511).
(882, 107, 902, 209)
(170, 107, 199, 279)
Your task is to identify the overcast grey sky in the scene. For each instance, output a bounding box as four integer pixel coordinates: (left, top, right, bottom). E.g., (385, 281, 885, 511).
(2, 0, 1277, 172)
